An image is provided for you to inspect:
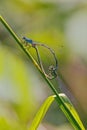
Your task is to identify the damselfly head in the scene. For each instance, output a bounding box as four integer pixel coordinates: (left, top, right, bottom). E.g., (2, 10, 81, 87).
(22, 37, 33, 44)
(22, 37, 26, 40)
(48, 65, 58, 79)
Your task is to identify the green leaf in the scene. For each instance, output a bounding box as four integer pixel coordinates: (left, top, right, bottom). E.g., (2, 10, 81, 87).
(59, 93, 85, 130)
(29, 93, 85, 130)
(29, 95, 56, 130)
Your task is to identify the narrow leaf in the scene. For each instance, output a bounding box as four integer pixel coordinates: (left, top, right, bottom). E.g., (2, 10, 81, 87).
(29, 95, 56, 130)
(59, 93, 85, 130)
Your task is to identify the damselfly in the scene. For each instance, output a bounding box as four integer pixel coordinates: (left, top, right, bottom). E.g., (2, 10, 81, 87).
(22, 37, 58, 80)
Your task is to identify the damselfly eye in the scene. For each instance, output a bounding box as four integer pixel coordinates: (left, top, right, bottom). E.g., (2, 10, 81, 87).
(49, 65, 55, 71)
(48, 65, 57, 79)
(23, 37, 26, 40)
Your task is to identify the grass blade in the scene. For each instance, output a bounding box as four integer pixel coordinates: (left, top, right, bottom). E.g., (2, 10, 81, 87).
(59, 93, 85, 130)
(29, 95, 55, 130)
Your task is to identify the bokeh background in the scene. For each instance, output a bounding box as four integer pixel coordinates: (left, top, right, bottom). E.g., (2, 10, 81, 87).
(0, 0, 87, 130)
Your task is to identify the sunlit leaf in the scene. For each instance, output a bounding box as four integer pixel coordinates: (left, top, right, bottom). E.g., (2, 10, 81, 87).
(29, 93, 85, 130)
(59, 93, 85, 130)
(29, 95, 56, 130)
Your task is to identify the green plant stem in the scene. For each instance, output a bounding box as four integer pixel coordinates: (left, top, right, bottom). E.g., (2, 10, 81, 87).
(0, 15, 61, 104)
(0, 15, 85, 130)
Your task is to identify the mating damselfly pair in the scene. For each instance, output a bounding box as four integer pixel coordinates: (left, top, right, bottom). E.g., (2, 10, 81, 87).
(22, 37, 58, 80)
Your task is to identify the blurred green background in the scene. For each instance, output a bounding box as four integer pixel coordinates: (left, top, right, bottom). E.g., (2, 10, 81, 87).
(0, 0, 87, 129)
